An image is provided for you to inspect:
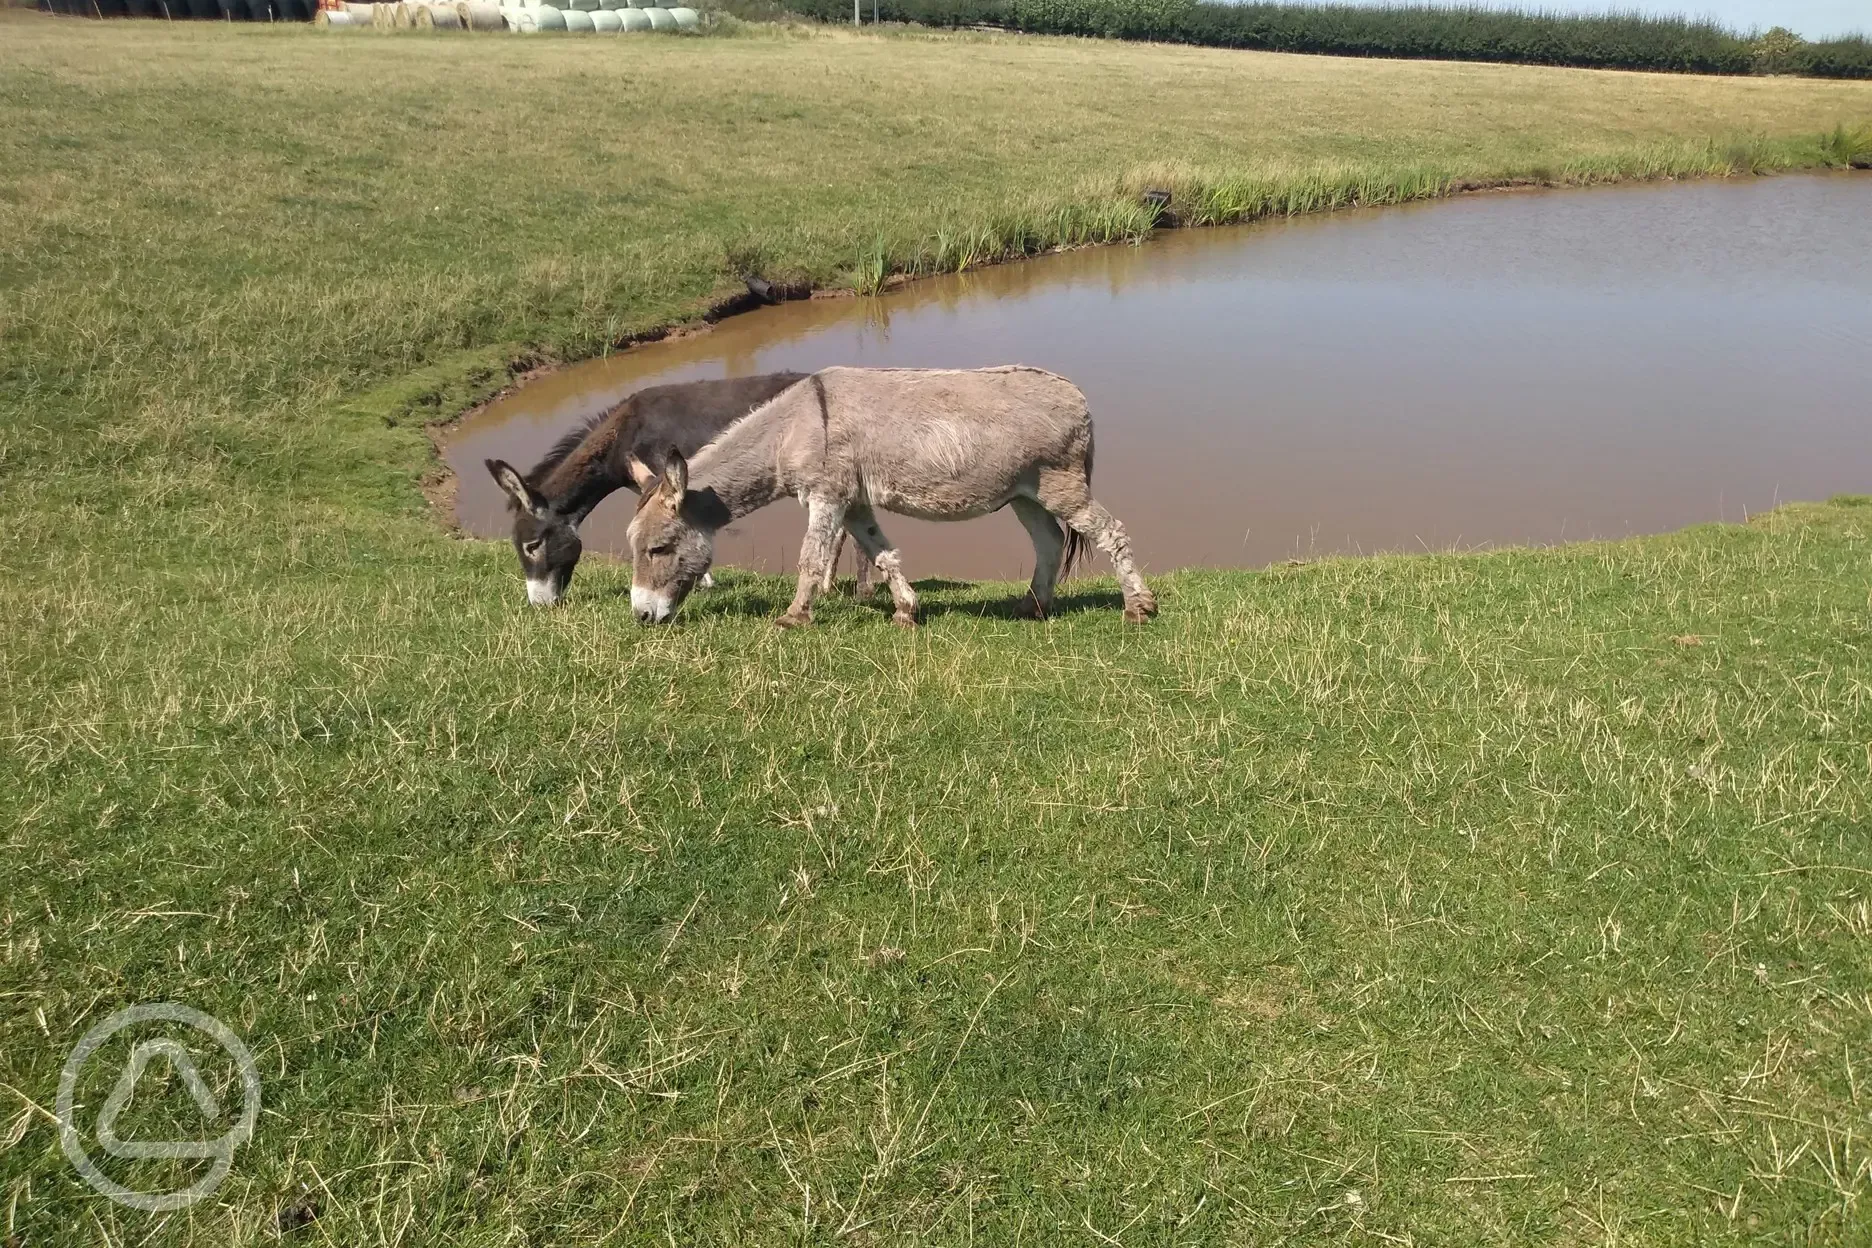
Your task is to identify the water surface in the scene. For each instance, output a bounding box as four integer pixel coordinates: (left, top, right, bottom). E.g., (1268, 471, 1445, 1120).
(449, 174, 1872, 581)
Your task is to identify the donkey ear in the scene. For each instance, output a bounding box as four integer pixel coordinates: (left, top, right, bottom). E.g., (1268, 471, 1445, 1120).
(486, 459, 548, 518)
(661, 448, 688, 498)
(624, 453, 654, 493)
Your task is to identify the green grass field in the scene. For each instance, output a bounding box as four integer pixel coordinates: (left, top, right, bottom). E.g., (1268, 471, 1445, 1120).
(3, 14, 1872, 1244)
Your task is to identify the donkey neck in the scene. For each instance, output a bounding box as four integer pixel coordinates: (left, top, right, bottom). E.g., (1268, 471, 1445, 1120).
(537, 422, 628, 523)
(689, 406, 787, 522)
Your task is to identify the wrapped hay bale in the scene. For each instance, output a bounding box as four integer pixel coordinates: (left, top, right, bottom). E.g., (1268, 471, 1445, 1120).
(417, 2, 462, 26)
(590, 7, 620, 28)
(345, 1, 376, 17)
(667, 5, 696, 26)
(618, 7, 649, 28)
(563, 6, 593, 28)
(459, 0, 502, 26)
(644, 6, 675, 29)
(372, 1, 395, 24)
(391, 2, 415, 25)
(565, 0, 598, 9)
(533, 2, 564, 25)
(315, 8, 356, 24)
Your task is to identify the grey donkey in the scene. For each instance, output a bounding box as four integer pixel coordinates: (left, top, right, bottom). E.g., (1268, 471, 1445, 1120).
(623, 366, 1155, 627)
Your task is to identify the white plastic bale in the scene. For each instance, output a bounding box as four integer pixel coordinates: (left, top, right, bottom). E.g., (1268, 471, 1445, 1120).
(314, 9, 356, 25)
(618, 6, 649, 27)
(590, 7, 620, 28)
(533, 3, 564, 25)
(344, 1, 375, 17)
(565, 0, 598, 9)
(667, 5, 696, 27)
(459, 0, 502, 26)
(562, 6, 594, 28)
(644, 6, 674, 29)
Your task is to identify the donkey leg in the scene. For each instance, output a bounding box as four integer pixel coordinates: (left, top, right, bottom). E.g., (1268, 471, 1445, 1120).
(844, 504, 919, 627)
(778, 496, 848, 629)
(1009, 495, 1064, 619)
(854, 547, 882, 598)
(823, 527, 850, 595)
(826, 524, 879, 596)
(1037, 470, 1156, 623)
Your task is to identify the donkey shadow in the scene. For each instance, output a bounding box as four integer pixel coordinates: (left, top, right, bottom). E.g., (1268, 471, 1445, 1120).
(914, 587, 1128, 621)
(642, 575, 1126, 624)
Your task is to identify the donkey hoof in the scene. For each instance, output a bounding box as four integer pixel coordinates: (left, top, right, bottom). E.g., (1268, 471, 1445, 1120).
(1014, 597, 1049, 621)
(892, 610, 920, 629)
(775, 611, 812, 630)
(1123, 602, 1156, 624)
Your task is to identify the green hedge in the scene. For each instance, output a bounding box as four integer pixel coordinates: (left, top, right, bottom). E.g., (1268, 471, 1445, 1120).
(1789, 35, 1872, 79)
(777, 0, 1869, 79)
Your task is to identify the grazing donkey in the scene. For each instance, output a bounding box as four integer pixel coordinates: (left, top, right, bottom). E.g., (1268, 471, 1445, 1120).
(624, 366, 1156, 628)
(485, 373, 875, 606)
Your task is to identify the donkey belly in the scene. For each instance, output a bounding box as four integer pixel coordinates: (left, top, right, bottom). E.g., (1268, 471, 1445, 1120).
(860, 459, 1034, 522)
(866, 485, 1021, 523)
(853, 417, 1055, 522)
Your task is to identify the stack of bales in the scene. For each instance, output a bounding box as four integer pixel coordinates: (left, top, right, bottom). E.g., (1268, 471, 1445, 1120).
(493, 0, 699, 32)
(334, 0, 510, 25)
(322, 0, 698, 30)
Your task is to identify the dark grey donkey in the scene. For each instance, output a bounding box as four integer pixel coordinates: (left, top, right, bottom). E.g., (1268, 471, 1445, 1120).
(486, 373, 876, 606)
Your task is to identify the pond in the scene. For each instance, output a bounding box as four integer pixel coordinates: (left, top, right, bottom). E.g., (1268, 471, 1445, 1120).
(447, 173, 1872, 581)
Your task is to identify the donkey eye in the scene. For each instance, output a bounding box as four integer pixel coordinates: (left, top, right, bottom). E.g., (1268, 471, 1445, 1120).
(648, 544, 675, 557)
(522, 540, 543, 558)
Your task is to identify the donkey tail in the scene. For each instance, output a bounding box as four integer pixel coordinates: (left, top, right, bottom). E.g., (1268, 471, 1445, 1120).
(1058, 423, 1093, 581)
(1061, 525, 1087, 582)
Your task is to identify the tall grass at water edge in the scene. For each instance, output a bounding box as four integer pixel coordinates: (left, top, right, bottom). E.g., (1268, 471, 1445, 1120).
(832, 133, 1870, 295)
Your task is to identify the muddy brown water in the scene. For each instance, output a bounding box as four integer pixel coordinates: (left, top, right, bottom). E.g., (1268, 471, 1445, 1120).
(449, 174, 1872, 583)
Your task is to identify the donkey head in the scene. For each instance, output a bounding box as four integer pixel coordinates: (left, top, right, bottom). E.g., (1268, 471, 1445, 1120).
(486, 459, 583, 607)
(625, 449, 716, 624)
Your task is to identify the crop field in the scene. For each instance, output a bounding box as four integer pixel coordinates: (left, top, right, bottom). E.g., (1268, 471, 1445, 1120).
(2, 14, 1872, 1245)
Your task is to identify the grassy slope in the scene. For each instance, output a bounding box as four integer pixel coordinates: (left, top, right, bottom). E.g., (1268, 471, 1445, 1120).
(3, 15, 1872, 1244)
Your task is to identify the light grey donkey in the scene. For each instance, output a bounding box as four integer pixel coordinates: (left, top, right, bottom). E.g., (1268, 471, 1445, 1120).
(623, 366, 1156, 628)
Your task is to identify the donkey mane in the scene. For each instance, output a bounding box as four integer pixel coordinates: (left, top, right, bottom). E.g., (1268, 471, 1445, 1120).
(530, 414, 607, 482)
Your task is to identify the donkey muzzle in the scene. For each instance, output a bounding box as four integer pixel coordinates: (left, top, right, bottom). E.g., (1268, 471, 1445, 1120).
(631, 585, 674, 625)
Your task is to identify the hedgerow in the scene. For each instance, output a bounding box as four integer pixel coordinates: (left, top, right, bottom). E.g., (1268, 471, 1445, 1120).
(776, 0, 1867, 79)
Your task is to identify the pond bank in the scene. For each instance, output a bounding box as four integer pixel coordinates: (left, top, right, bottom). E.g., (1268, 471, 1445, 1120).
(438, 165, 1872, 580)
